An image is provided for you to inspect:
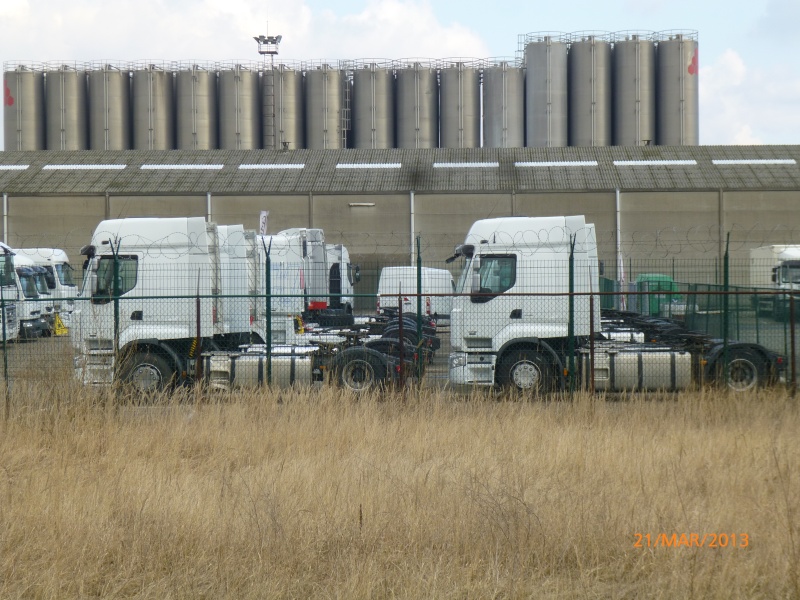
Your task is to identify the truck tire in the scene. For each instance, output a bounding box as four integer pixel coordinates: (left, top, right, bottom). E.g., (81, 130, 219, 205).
(497, 348, 555, 395)
(716, 349, 765, 392)
(119, 351, 176, 394)
(335, 348, 387, 393)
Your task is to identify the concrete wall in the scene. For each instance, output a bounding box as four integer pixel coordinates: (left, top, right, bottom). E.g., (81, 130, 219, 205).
(2, 189, 800, 292)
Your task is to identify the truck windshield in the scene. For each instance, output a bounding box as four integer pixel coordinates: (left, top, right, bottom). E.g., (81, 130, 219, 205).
(779, 265, 800, 284)
(41, 266, 57, 289)
(17, 272, 39, 298)
(55, 263, 75, 286)
(34, 272, 50, 295)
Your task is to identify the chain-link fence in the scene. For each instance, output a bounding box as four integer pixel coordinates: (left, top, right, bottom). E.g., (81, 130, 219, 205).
(0, 253, 796, 397)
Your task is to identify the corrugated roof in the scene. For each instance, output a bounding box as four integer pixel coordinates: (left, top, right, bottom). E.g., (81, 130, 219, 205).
(1, 146, 800, 195)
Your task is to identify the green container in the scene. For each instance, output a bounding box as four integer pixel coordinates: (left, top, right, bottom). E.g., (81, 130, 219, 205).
(635, 273, 682, 316)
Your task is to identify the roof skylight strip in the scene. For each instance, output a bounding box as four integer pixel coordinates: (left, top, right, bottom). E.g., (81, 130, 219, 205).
(515, 161, 598, 167)
(613, 160, 697, 166)
(42, 164, 127, 170)
(336, 163, 402, 169)
(433, 162, 500, 168)
(239, 164, 305, 170)
(140, 164, 224, 170)
(712, 159, 797, 165)
(0, 165, 29, 170)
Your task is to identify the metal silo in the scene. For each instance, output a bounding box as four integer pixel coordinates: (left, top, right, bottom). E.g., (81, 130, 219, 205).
(263, 63, 304, 150)
(524, 33, 568, 147)
(45, 65, 88, 150)
(352, 62, 394, 149)
(88, 64, 131, 150)
(656, 31, 699, 145)
(3, 65, 45, 151)
(304, 64, 343, 150)
(439, 62, 480, 148)
(613, 33, 656, 146)
(219, 64, 260, 150)
(395, 62, 438, 149)
(176, 64, 217, 150)
(132, 64, 175, 150)
(482, 61, 524, 148)
(568, 33, 612, 146)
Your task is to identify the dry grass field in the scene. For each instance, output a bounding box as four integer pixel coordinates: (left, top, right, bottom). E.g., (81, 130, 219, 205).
(0, 380, 798, 599)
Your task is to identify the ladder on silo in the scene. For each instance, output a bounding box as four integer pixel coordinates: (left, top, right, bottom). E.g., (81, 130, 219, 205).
(341, 68, 352, 148)
(264, 61, 277, 150)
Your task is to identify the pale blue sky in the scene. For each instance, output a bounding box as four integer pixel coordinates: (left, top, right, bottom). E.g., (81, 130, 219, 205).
(2, 0, 799, 147)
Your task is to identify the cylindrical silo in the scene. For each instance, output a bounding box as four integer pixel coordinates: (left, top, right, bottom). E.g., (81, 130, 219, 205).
(219, 65, 260, 150)
(656, 32, 699, 145)
(482, 61, 525, 148)
(395, 62, 438, 149)
(218, 65, 261, 150)
(568, 35, 612, 146)
(3, 66, 45, 151)
(88, 65, 131, 150)
(263, 64, 304, 150)
(176, 65, 217, 150)
(439, 62, 480, 148)
(613, 34, 656, 146)
(524, 35, 568, 147)
(45, 65, 88, 150)
(132, 65, 175, 150)
(304, 64, 343, 150)
(352, 63, 394, 149)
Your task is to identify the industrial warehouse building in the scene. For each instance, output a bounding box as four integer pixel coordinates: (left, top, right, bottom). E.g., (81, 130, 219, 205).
(0, 145, 799, 308)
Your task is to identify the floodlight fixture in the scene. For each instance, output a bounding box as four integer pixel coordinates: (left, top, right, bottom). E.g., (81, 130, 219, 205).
(254, 34, 282, 56)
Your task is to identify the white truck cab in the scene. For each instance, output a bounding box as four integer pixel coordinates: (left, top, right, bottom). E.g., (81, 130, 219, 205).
(14, 248, 77, 321)
(448, 215, 599, 390)
(13, 254, 51, 339)
(0, 243, 19, 342)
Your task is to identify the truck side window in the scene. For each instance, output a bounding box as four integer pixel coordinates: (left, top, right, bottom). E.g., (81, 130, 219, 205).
(93, 255, 139, 304)
(473, 255, 516, 303)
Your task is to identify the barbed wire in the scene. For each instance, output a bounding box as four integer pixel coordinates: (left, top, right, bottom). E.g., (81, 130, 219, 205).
(8, 223, 800, 264)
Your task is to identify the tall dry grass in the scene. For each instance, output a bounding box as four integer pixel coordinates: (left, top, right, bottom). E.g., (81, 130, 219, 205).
(0, 380, 798, 599)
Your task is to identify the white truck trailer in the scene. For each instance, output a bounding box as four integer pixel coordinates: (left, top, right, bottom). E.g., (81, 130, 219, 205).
(749, 245, 800, 319)
(447, 216, 782, 393)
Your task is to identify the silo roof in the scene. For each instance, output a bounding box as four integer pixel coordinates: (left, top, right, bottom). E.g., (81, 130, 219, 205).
(1, 146, 799, 195)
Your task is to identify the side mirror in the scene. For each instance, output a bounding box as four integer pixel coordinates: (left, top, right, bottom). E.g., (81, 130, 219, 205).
(470, 256, 482, 294)
(89, 257, 100, 295)
(353, 265, 361, 284)
(772, 266, 778, 283)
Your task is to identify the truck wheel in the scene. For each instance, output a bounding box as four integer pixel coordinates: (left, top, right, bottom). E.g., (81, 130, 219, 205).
(336, 350, 387, 393)
(718, 349, 765, 392)
(119, 352, 176, 394)
(498, 349, 555, 394)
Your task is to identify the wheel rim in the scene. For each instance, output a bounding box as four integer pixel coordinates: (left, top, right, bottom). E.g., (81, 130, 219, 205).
(130, 363, 163, 393)
(726, 357, 758, 392)
(511, 360, 541, 390)
(341, 359, 376, 392)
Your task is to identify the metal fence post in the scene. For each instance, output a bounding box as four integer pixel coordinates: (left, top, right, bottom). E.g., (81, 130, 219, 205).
(261, 238, 272, 386)
(567, 235, 576, 394)
(1, 280, 7, 421)
(416, 236, 422, 381)
(722, 233, 730, 380)
(112, 241, 120, 356)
